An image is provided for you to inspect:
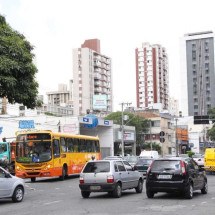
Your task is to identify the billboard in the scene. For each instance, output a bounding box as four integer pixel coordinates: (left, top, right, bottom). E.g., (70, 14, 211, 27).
(93, 95, 107, 110)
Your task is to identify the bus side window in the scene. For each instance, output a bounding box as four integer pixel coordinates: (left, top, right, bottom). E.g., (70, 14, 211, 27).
(60, 137, 67, 153)
(95, 141, 100, 152)
(86, 140, 92, 152)
(67, 138, 73, 152)
(53, 139, 60, 158)
(73, 139, 79, 152)
(79, 139, 86, 152)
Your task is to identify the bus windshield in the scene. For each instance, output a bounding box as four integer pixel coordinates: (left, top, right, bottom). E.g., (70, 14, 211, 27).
(16, 141, 52, 163)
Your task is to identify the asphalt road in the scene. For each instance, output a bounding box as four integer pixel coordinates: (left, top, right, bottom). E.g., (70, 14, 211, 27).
(1, 174, 215, 215)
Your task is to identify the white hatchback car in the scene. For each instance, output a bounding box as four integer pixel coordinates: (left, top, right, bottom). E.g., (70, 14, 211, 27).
(192, 154, 204, 167)
(0, 166, 25, 202)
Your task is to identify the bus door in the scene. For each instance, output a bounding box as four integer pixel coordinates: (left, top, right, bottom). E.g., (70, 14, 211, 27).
(53, 139, 61, 176)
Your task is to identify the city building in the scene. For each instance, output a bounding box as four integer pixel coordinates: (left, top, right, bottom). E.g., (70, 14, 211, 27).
(72, 39, 113, 116)
(135, 42, 169, 111)
(181, 31, 215, 116)
(46, 82, 73, 116)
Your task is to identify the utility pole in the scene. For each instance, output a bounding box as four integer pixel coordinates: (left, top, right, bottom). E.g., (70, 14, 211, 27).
(120, 102, 131, 157)
(149, 120, 152, 151)
(175, 118, 178, 156)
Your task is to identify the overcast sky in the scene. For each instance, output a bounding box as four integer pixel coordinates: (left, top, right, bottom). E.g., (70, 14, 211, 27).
(0, 0, 214, 111)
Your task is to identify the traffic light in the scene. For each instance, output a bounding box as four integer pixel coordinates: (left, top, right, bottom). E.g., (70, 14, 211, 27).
(193, 115, 209, 124)
(159, 131, 165, 143)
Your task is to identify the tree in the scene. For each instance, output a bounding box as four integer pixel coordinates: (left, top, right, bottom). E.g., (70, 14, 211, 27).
(105, 111, 149, 147)
(207, 108, 215, 141)
(0, 14, 38, 112)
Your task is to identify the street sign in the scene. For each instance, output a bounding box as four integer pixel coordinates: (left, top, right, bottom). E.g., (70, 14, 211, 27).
(194, 115, 209, 124)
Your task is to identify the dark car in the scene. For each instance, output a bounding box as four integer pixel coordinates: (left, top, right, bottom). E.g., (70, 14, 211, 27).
(145, 157, 208, 199)
(134, 157, 154, 178)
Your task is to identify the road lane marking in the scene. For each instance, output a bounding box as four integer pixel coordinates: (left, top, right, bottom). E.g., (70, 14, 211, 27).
(44, 200, 62, 205)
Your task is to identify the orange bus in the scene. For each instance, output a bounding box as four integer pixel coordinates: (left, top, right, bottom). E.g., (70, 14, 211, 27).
(15, 130, 101, 182)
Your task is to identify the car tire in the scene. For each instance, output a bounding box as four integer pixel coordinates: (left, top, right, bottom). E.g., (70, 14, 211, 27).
(81, 191, 90, 198)
(146, 189, 154, 198)
(12, 186, 24, 203)
(113, 183, 122, 198)
(201, 180, 208, 194)
(135, 179, 143, 193)
(31, 177, 36, 182)
(185, 182, 193, 199)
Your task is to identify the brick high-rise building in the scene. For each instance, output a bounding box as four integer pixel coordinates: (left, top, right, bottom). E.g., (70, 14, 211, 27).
(135, 43, 169, 110)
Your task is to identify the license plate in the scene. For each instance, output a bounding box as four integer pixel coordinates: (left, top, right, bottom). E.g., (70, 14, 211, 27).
(90, 185, 101, 190)
(158, 174, 172, 179)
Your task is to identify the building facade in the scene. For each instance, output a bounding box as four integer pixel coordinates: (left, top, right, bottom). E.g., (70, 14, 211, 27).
(135, 43, 169, 111)
(72, 39, 113, 116)
(181, 31, 215, 116)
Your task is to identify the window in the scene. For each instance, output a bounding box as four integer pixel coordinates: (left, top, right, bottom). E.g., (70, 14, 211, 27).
(123, 161, 133, 171)
(83, 162, 110, 173)
(53, 139, 60, 158)
(116, 161, 126, 171)
(60, 137, 67, 153)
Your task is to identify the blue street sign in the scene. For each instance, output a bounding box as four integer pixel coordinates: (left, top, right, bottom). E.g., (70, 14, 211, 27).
(104, 120, 109, 125)
(83, 117, 89, 123)
(19, 120, 35, 129)
(0, 127, 3, 134)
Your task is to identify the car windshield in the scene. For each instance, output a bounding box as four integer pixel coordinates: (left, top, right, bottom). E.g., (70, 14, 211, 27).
(83, 161, 110, 173)
(125, 156, 138, 163)
(136, 158, 153, 165)
(151, 160, 181, 171)
(0, 144, 7, 154)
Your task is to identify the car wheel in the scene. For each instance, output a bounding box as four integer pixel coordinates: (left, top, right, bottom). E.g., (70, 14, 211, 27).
(146, 189, 154, 198)
(185, 182, 193, 199)
(81, 191, 90, 198)
(201, 180, 208, 194)
(135, 179, 143, 193)
(31, 177, 36, 182)
(113, 183, 122, 198)
(12, 186, 24, 203)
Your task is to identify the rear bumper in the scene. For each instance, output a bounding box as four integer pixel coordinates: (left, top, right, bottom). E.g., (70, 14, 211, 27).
(79, 183, 116, 192)
(146, 180, 187, 192)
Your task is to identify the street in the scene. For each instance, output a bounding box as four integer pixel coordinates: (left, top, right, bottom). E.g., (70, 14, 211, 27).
(0, 175, 215, 215)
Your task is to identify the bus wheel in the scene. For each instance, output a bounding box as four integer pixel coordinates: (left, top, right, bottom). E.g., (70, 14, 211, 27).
(60, 166, 67, 181)
(31, 177, 36, 182)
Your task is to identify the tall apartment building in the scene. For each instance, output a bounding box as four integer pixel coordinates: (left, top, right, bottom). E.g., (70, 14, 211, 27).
(72, 39, 112, 116)
(135, 43, 169, 110)
(181, 31, 215, 116)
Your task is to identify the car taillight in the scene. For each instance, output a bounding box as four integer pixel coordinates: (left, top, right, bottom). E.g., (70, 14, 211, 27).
(107, 175, 114, 183)
(180, 160, 186, 175)
(147, 160, 154, 174)
(79, 176, 84, 184)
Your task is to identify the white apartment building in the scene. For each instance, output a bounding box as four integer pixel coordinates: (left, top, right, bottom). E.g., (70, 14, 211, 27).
(135, 43, 169, 111)
(72, 39, 113, 116)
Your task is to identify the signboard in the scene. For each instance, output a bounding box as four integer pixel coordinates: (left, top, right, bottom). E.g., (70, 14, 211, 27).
(118, 131, 135, 141)
(93, 95, 107, 110)
(19, 120, 35, 129)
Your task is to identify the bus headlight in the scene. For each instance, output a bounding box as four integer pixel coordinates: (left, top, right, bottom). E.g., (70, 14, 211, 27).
(44, 164, 52, 170)
(16, 166, 23, 171)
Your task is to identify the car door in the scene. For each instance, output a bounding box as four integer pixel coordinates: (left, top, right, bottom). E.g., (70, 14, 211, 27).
(116, 161, 129, 190)
(191, 159, 204, 189)
(187, 160, 199, 190)
(123, 161, 138, 188)
(0, 168, 13, 198)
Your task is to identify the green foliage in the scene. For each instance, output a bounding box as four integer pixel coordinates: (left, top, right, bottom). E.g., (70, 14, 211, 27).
(105, 111, 149, 146)
(207, 108, 215, 141)
(186, 151, 195, 158)
(142, 142, 161, 154)
(0, 14, 38, 109)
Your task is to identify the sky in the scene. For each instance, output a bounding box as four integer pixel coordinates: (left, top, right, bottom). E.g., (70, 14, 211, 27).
(0, 0, 214, 111)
